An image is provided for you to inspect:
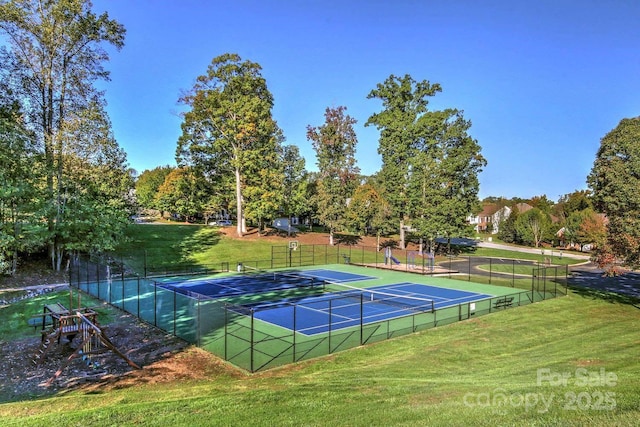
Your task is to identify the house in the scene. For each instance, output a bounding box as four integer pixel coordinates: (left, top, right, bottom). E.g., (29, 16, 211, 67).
(468, 202, 536, 234)
(468, 204, 511, 234)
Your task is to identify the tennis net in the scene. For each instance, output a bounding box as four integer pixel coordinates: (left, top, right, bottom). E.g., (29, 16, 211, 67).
(242, 265, 318, 288)
(323, 281, 435, 313)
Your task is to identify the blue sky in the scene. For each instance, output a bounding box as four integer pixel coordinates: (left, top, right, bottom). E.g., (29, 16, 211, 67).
(93, 0, 640, 200)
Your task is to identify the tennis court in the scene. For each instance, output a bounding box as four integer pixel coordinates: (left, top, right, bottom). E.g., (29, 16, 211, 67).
(249, 282, 492, 335)
(157, 268, 375, 299)
(160, 267, 493, 336)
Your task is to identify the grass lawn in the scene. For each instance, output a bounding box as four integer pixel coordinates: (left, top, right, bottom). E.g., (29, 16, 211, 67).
(1, 291, 638, 426)
(114, 224, 281, 274)
(4, 223, 633, 425)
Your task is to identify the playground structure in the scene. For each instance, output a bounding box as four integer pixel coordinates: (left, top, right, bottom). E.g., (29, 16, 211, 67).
(31, 301, 140, 385)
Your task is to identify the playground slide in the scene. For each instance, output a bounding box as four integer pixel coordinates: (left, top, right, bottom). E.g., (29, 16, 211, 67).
(390, 256, 400, 265)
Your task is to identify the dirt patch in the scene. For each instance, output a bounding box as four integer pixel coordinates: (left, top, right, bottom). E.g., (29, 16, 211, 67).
(0, 256, 68, 290)
(219, 226, 382, 248)
(0, 310, 242, 402)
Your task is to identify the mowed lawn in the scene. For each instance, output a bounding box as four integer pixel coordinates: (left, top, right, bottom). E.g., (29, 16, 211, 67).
(2, 224, 638, 426)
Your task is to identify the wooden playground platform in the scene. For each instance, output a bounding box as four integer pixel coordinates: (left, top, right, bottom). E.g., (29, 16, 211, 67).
(30, 302, 140, 385)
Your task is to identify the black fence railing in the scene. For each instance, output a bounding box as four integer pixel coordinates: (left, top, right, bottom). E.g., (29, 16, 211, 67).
(69, 244, 568, 373)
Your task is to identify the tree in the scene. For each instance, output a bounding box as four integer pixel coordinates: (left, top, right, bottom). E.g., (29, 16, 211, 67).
(53, 103, 134, 255)
(564, 208, 606, 251)
(588, 116, 640, 269)
(366, 75, 441, 249)
(307, 106, 360, 245)
(498, 207, 520, 244)
(366, 74, 485, 250)
(515, 208, 551, 248)
(155, 167, 205, 222)
(345, 182, 380, 235)
(0, 99, 42, 274)
(280, 145, 309, 234)
(1, 0, 126, 270)
(554, 190, 592, 222)
(529, 195, 554, 214)
(136, 166, 174, 210)
(176, 53, 282, 237)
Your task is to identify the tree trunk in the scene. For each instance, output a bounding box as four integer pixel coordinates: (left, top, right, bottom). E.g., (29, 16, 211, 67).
(235, 167, 243, 237)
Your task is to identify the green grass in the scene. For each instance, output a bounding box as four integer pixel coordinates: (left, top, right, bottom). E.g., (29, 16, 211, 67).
(115, 224, 286, 273)
(472, 247, 582, 266)
(1, 292, 639, 426)
(5, 223, 630, 425)
(114, 224, 585, 275)
(0, 291, 116, 341)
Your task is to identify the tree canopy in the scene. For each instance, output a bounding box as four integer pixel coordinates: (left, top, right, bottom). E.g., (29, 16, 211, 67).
(366, 74, 485, 250)
(588, 116, 640, 270)
(307, 106, 360, 245)
(1, 0, 130, 270)
(176, 53, 283, 237)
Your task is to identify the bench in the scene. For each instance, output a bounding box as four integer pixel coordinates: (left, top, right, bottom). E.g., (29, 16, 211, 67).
(493, 297, 514, 309)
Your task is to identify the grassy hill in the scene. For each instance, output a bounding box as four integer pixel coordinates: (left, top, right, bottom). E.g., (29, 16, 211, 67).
(1, 224, 638, 426)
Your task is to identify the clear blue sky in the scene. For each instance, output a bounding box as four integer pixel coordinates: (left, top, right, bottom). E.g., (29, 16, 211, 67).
(93, 0, 640, 200)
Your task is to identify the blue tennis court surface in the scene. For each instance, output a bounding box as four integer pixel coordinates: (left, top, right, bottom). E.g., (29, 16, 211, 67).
(158, 268, 375, 299)
(251, 283, 493, 335)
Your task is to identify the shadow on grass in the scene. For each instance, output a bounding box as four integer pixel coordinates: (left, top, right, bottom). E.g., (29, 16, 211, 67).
(116, 224, 222, 274)
(567, 267, 640, 309)
(569, 285, 640, 308)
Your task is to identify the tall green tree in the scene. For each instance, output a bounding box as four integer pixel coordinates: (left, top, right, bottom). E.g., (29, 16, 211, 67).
(155, 167, 206, 222)
(345, 179, 392, 247)
(177, 53, 282, 237)
(498, 206, 520, 244)
(588, 116, 640, 269)
(54, 103, 134, 255)
(366, 75, 440, 248)
(367, 74, 485, 250)
(0, 100, 41, 274)
(515, 208, 551, 248)
(136, 166, 174, 211)
(554, 190, 592, 222)
(0, 0, 126, 269)
(280, 144, 309, 232)
(307, 106, 360, 245)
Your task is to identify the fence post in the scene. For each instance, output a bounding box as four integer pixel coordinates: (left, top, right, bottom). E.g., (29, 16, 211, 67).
(137, 277, 140, 318)
(360, 294, 364, 345)
(489, 258, 492, 284)
(154, 284, 157, 327)
(197, 297, 201, 347)
(250, 309, 255, 373)
(224, 304, 228, 361)
(328, 299, 333, 353)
